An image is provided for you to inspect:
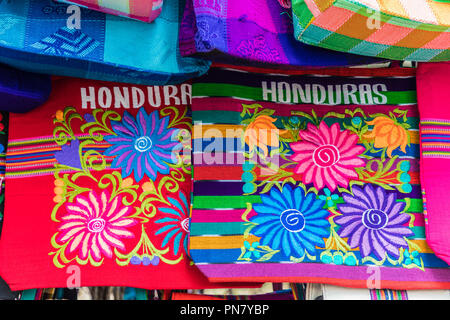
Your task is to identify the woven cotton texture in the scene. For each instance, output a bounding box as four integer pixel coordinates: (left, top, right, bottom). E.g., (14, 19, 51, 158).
(292, 0, 450, 62)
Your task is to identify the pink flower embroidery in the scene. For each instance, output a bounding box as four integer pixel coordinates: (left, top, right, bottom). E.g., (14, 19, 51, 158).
(290, 122, 365, 191)
(57, 190, 137, 262)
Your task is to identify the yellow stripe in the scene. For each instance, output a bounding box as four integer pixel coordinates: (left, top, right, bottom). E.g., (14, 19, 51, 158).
(190, 235, 260, 249)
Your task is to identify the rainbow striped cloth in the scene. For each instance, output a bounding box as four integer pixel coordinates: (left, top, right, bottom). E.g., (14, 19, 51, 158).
(57, 0, 163, 23)
(189, 64, 450, 290)
(292, 0, 450, 62)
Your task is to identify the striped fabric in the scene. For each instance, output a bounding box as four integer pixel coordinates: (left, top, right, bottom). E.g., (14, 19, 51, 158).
(292, 0, 450, 62)
(369, 288, 408, 300)
(421, 120, 450, 158)
(57, 0, 163, 23)
(189, 64, 450, 290)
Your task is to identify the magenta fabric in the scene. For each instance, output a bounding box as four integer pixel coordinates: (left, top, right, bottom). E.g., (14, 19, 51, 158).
(418, 62, 450, 266)
(179, 0, 385, 67)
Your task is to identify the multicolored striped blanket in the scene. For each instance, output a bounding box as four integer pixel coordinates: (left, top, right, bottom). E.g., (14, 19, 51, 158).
(292, 0, 450, 62)
(189, 64, 450, 289)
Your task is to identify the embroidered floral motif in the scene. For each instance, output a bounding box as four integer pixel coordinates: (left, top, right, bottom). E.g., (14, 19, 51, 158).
(250, 185, 330, 258)
(57, 190, 137, 262)
(104, 109, 179, 182)
(237, 103, 423, 269)
(290, 122, 365, 191)
(363, 116, 408, 158)
(335, 184, 414, 260)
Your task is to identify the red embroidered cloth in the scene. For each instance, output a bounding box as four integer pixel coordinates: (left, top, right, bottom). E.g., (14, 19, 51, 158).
(0, 76, 256, 290)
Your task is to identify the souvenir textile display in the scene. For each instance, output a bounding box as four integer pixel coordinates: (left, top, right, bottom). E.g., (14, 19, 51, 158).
(292, 0, 450, 62)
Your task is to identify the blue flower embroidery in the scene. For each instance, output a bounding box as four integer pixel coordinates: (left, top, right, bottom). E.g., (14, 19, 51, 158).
(104, 109, 179, 182)
(250, 185, 330, 258)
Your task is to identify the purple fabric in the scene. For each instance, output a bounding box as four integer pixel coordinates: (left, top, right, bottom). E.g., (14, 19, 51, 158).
(179, 0, 386, 67)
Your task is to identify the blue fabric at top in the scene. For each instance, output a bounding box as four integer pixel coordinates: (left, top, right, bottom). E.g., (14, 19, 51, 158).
(0, 0, 210, 85)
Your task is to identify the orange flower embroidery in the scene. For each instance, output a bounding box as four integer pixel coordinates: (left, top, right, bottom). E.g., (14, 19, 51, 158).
(363, 117, 408, 157)
(244, 115, 288, 157)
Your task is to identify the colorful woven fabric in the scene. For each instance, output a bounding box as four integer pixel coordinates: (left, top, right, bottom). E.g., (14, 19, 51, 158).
(292, 0, 450, 62)
(0, 64, 51, 113)
(0, 76, 256, 291)
(189, 64, 450, 290)
(0, 0, 209, 86)
(418, 62, 450, 266)
(321, 284, 450, 300)
(56, 0, 163, 23)
(0, 112, 13, 300)
(179, 0, 384, 67)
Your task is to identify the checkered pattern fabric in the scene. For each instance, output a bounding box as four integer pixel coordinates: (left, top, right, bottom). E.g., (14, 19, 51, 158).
(57, 0, 163, 23)
(292, 0, 450, 61)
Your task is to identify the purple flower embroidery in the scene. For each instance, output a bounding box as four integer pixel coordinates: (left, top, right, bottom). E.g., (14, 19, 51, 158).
(55, 139, 82, 169)
(335, 184, 414, 260)
(104, 109, 179, 182)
